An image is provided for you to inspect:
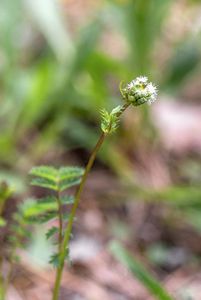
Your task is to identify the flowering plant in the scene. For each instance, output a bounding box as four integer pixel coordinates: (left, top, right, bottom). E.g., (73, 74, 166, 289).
(1, 77, 157, 300)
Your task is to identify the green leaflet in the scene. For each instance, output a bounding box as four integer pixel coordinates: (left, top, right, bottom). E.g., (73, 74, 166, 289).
(30, 166, 58, 181)
(49, 248, 69, 268)
(59, 177, 82, 192)
(49, 253, 60, 268)
(29, 166, 84, 192)
(20, 197, 73, 221)
(58, 167, 84, 181)
(38, 212, 58, 223)
(31, 177, 58, 191)
(38, 195, 74, 205)
(61, 195, 74, 205)
(20, 199, 58, 219)
(38, 195, 57, 203)
(46, 226, 58, 240)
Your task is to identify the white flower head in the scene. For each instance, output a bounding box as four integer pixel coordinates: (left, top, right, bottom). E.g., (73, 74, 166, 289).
(127, 81, 135, 89)
(136, 76, 148, 84)
(147, 83, 157, 96)
(121, 76, 157, 106)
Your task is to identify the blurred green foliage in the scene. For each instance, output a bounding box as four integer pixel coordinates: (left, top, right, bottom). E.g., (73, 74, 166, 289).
(1, 0, 200, 167)
(0, 181, 13, 227)
(110, 241, 173, 300)
(0, 3, 200, 298)
(0, 0, 201, 229)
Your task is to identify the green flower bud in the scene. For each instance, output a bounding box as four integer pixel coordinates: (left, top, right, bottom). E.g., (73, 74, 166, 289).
(120, 76, 157, 106)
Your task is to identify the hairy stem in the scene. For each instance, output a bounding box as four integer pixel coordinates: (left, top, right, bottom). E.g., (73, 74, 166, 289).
(52, 103, 130, 300)
(52, 132, 106, 300)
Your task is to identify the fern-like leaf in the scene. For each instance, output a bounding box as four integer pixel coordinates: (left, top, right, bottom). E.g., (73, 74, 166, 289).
(49, 253, 60, 268)
(46, 226, 58, 240)
(30, 166, 84, 192)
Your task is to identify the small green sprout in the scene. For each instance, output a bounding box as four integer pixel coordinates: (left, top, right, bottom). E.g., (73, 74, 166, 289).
(100, 105, 123, 134)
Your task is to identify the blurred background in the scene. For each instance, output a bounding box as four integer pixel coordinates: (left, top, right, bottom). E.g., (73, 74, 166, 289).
(0, 0, 201, 299)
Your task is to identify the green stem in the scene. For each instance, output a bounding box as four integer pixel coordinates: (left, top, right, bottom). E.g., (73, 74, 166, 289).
(0, 264, 5, 300)
(52, 131, 106, 300)
(52, 103, 130, 300)
(56, 190, 63, 252)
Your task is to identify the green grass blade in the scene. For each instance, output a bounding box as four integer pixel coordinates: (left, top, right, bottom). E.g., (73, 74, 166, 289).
(110, 241, 174, 300)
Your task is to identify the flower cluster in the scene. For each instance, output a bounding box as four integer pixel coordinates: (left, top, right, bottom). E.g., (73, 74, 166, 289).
(121, 76, 157, 106)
